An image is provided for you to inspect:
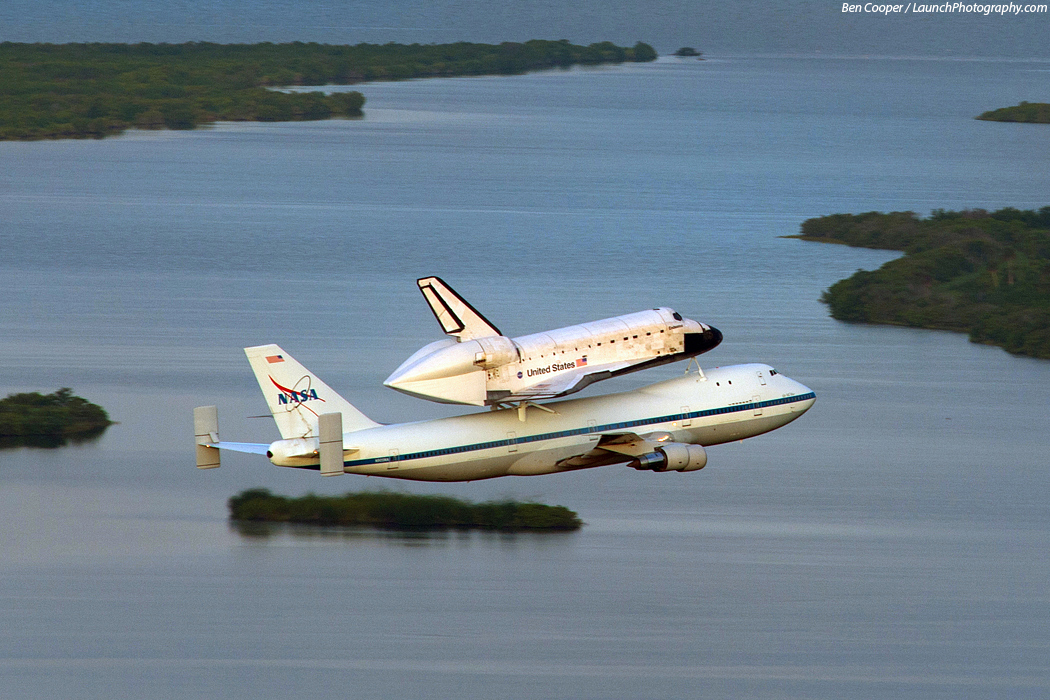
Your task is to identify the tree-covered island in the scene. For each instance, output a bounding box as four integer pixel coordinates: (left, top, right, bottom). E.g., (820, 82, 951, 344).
(229, 488, 583, 532)
(976, 102, 1050, 124)
(0, 388, 114, 447)
(790, 207, 1050, 359)
(0, 40, 657, 140)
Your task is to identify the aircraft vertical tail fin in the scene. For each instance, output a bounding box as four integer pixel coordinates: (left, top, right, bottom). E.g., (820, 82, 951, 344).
(417, 276, 501, 341)
(244, 344, 380, 439)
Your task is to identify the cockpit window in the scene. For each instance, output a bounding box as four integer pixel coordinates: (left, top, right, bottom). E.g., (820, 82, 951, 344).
(672, 312, 682, 321)
(769, 369, 778, 376)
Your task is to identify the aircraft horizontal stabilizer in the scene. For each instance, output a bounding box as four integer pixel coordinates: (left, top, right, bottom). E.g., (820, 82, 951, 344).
(195, 404, 272, 468)
(209, 441, 271, 455)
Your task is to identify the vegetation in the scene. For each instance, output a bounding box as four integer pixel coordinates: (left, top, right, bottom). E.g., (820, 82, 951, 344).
(976, 102, 1050, 124)
(0, 388, 113, 447)
(228, 488, 583, 532)
(792, 207, 1050, 359)
(673, 47, 702, 57)
(0, 40, 658, 140)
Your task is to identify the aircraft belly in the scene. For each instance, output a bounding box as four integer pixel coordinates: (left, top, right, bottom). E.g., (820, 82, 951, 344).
(346, 448, 577, 482)
(693, 409, 803, 446)
(344, 431, 598, 481)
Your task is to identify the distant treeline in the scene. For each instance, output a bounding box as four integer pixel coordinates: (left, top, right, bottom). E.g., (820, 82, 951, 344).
(977, 102, 1050, 124)
(794, 207, 1050, 359)
(0, 40, 657, 140)
(229, 488, 583, 532)
(0, 388, 113, 447)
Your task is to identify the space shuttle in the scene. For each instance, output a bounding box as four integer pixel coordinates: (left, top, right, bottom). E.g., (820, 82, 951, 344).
(383, 277, 723, 407)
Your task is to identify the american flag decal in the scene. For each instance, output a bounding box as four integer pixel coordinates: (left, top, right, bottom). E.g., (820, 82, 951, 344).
(576, 356, 588, 367)
(266, 355, 284, 364)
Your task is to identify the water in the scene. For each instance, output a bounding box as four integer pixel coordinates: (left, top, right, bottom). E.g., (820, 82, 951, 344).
(3, 0, 1049, 57)
(1, 57, 1049, 698)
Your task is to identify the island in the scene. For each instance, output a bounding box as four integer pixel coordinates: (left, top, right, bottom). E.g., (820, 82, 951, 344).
(790, 207, 1050, 359)
(228, 488, 583, 532)
(976, 102, 1050, 124)
(0, 388, 114, 447)
(0, 40, 658, 140)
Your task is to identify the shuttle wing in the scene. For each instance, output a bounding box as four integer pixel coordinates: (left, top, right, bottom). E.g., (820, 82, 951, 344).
(504, 359, 639, 402)
(417, 276, 501, 341)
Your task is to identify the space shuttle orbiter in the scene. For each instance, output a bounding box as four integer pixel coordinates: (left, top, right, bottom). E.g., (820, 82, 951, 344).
(383, 277, 722, 407)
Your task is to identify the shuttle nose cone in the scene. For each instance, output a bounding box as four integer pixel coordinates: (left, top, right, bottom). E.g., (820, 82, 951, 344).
(684, 325, 723, 355)
(384, 341, 479, 387)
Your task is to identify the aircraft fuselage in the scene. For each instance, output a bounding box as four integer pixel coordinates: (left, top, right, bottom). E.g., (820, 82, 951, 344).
(275, 363, 814, 481)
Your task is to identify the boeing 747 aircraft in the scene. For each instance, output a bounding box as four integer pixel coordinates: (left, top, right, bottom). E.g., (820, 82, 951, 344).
(194, 344, 815, 482)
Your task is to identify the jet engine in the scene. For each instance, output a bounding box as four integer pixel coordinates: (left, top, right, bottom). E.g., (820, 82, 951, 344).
(630, 443, 707, 472)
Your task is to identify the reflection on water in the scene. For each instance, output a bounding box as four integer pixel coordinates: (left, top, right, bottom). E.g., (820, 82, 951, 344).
(0, 426, 109, 450)
(229, 520, 579, 546)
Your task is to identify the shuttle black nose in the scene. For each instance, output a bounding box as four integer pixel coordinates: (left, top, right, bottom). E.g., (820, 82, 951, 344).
(684, 326, 722, 355)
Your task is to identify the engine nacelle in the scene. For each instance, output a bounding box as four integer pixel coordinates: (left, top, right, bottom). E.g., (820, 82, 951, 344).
(267, 437, 320, 466)
(631, 443, 707, 472)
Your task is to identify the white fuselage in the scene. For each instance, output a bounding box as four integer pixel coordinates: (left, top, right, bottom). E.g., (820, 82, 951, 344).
(273, 363, 815, 481)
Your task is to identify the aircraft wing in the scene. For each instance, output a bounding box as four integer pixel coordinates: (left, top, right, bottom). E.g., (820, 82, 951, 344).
(556, 431, 674, 469)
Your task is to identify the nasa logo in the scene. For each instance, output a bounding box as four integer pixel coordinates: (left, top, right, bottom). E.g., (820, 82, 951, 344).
(269, 376, 324, 405)
(517, 371, 523, 379)
(277, 387, 320, 405)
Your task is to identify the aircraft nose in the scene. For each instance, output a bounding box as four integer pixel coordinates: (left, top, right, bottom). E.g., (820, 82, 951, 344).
(685, 325, 722, 355)
(790, 378, 816, 412)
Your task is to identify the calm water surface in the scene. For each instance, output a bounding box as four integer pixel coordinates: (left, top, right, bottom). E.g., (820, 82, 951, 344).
(1, 57, 1049, 698)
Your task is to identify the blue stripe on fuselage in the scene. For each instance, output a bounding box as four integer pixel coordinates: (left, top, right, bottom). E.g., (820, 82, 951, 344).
(343, 392, 816, 467)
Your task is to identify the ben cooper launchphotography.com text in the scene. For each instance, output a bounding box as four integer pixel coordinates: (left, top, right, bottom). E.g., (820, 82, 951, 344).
(842, 2, 1046, 14)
